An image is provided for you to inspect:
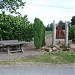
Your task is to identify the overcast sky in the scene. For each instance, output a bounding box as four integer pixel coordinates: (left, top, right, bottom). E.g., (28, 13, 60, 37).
(18, 0, 74, 26)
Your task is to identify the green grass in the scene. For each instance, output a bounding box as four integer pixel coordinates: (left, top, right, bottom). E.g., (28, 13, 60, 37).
(0, 51, 75, 65)
(45, 31, 52, 36)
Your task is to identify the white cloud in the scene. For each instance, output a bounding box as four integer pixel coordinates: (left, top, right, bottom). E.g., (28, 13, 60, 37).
(18, 0, 74, 26)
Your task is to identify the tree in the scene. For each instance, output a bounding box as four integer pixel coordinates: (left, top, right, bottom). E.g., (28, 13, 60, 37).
(45, 24, 50, 31)
(50, 23, 53, 30)
(69, 26, 75, 43)
(58, 20, 65, 30)
(71, 16, 75, 26)
(33, 18, 45, 49)
(45, 23, 53, 31)
(0, 13, 33, 41)
(0, 0, 25, 14)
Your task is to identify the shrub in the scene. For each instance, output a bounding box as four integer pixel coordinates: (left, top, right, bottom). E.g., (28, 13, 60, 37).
(69, 26, 75, 43)
(0, 13, 33, 41)
(33, 18, 45, 49)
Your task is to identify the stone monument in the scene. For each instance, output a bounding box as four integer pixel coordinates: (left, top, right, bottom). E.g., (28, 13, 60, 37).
(52, 20, 69, 47)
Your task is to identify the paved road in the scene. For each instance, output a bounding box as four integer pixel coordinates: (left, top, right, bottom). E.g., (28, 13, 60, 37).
(0, 64, 74, 75)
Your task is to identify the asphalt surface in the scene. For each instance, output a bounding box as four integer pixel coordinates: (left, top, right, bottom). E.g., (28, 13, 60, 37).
(0, 64, 74, 75)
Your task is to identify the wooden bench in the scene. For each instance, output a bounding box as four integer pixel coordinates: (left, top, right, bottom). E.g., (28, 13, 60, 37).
(0, 40, 29, 54)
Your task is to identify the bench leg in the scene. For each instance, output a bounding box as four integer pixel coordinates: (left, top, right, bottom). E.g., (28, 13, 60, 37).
(7, 46, 11, 54)
(20, 45, 24, 53)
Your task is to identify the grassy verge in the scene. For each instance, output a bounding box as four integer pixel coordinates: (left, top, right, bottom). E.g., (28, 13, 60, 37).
(45, 31, 52, 36)
(0, 51, 75, 65)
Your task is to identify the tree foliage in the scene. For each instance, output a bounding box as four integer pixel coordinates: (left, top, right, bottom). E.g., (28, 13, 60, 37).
(71, 16, 75, 26)
(0, 0, 25, 13)
(58, 20, 65, 30)
(45, 23, 53, 31)
(0, 13, 33, 41)
(69, 26, 75, 43)
(33, 18, 45, 49)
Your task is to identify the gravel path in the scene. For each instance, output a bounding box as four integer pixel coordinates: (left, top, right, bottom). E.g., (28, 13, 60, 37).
(0, 36, 75, 61)
(0, 41, 43, 60)
(0, 51, 42, 61)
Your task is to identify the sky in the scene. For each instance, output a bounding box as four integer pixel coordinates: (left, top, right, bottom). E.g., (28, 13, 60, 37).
(18, 0, 74, 26)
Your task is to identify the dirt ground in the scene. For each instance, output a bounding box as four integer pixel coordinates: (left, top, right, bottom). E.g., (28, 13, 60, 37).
(0, 35, 74, 60)
(24, 34, 75, 52)
(0, 34, 74, 55)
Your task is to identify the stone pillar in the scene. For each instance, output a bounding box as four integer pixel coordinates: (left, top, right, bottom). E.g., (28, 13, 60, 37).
(52, 20, 56, 46)
(65, 21, 68, 46)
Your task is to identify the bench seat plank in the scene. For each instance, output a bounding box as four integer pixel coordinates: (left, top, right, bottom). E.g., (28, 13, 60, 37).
(0, 40, 30, 54)
(0, 42, 29, 46)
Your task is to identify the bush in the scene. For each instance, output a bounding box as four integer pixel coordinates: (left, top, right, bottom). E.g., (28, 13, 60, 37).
(33, 18, 45, 49)
(0, 13, 33, 41)
(69, 26, 75, 43)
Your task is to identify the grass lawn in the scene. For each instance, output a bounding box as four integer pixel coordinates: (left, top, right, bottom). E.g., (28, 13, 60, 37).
(45, 31, 52, 36)
(0, 51, 75, 65)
